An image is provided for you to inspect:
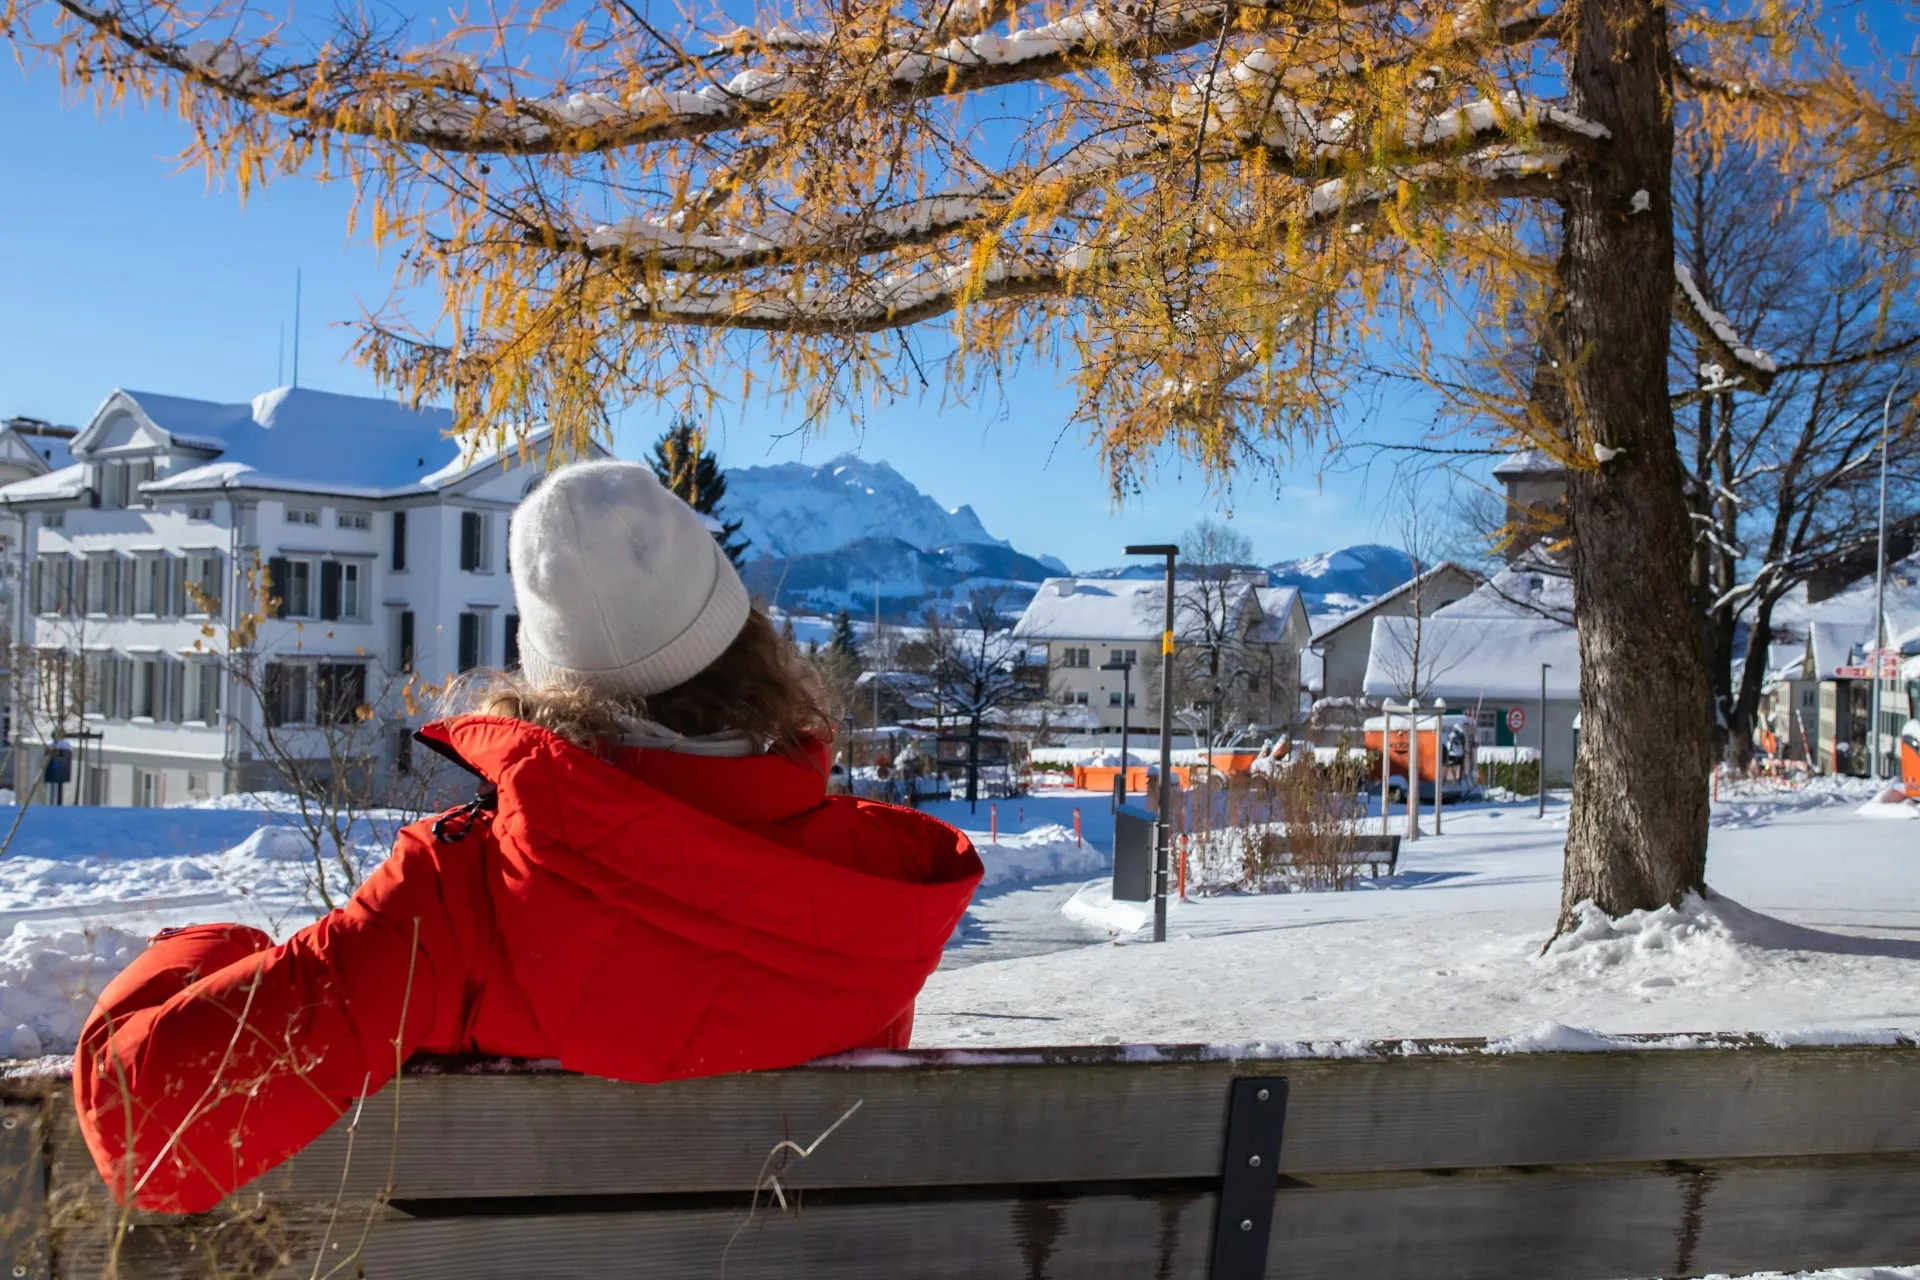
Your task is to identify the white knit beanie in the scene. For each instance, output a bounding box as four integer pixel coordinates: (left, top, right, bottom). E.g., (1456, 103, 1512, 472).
(509, 459, 751, 697)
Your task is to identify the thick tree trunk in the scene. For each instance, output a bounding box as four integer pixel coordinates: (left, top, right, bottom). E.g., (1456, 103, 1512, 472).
(1557, 0, 1712, 930)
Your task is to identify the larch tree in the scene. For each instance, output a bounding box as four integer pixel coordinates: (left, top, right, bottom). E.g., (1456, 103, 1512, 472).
(7, 0, 1889, 927)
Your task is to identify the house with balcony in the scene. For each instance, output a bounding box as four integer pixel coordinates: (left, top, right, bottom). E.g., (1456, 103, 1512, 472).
(0, 385, 603, 806)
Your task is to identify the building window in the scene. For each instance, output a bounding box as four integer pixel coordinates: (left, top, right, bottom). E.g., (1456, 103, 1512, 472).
(263, 663, 309, 727)
(128, 458, 155, 506)
(1123, 649, 1138, 664)
(98, 462, 129, 509)
(460, 511, 493, 572)
(135, 556, 167, 617)
(337, 510, 371, 531)
(315, 663, 368, 725)
(391, 510, 408, 572)
(1059, 647, 1091, 669)
(396, 610, 416, 673)
(185, 662, 222, 724)
(1109, 691, 1122, 707)
(1074, 692, 1089, 705)
(187, 504, 213, 522)
(137, 769, 163, 807)
(84, 766, 109, 806)
(395, 726, 414, 776)
(314, 561, 367, 622)
(269, 557, 315, 618)
(131, 657, 163, 719)
(285, 506, 321, 526)
(31, 554, 77, 616)
(458, 612, 486, 672)
(183, 551, 223, 614)
(504, 614, 520, 670)
(43, 511, 64, 530)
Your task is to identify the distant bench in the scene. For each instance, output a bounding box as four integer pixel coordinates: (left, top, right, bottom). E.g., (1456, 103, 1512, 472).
(1263, 833, 1402, 878)
(5, 1036, 1920, 1278)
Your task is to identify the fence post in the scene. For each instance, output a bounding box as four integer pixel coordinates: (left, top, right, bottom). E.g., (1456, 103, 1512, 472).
(990, 804, 998, 845)
(1178, 833, 1188, 901)
(1073, 807, 1082, 848)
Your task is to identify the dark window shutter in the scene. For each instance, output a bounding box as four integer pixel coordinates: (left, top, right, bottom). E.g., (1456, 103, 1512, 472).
(319, 560, 342, 621)
(398, 610, 416, 672)
(504, 614, 520, 670)
(266, 557, 290, 619)
(458, 613, 479, 672)
(392, 510, 408, 572)
(460, 512, 481, 571)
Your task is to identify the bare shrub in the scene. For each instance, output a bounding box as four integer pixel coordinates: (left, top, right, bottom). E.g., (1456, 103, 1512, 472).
(1274, 753, 1370, 890)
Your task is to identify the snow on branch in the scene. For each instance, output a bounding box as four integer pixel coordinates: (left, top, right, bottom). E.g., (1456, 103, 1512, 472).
(615, 160, 1564, 333)
(54, 0, 1566, 157)
(1673, 263, 1778, 393)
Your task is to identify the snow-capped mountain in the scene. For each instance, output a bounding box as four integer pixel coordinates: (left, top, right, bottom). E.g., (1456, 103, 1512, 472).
(1267, 544, 1417, 613)
(726, 454, 1010, 560)
(1077, 544, 1416, 613)
(726, 454, 1064, 617)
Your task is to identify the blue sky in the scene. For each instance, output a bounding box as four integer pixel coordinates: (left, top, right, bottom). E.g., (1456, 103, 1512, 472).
(0, 69, 1451, 572)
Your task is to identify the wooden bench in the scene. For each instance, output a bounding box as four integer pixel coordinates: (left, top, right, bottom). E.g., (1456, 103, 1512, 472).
(5, 1035, 1919, 1278)
(1265, 833, 1402, 878)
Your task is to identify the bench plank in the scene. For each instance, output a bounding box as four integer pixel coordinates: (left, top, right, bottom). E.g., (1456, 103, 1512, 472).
(51, 1158, 1920, 1280)
(47, 1044, 1920, 1202)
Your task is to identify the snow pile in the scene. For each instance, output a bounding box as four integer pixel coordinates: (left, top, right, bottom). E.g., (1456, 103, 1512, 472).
(1712, 774, 1882, 828)
(0, 923, 144, 1058)
(1857, 786, 1918, 821)
(971, 824, 1106, 891)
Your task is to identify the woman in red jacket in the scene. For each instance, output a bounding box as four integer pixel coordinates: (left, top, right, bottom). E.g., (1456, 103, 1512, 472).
(76, 460, 983, 1214)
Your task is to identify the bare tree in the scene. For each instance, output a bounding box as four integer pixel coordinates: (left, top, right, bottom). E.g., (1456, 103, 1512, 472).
(1173, 520, 1261, 747)
(197, 558, 452, 911)
(915, 587, 1040, 812)
(1670, 146, 1920, 766)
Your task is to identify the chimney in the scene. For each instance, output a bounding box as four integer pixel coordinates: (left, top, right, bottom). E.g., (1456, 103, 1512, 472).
(1055, 580, 1077, 597)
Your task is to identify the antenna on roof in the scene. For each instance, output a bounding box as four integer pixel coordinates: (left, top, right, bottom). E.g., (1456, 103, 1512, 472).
(277, 324, 285, 386)
(291, 268, 302, 389)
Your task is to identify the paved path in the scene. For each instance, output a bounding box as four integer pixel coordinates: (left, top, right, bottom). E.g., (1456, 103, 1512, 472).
(940, 878, 1113, 969)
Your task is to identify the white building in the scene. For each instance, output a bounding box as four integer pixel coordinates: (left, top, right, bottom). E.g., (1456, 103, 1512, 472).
(1361, 563, 1581, 782)
(0, 386, 600, 806)
(1011, 575, 1311, 737)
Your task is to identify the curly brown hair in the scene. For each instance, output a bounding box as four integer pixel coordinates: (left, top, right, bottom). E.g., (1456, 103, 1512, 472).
(467, 608, 833, 755)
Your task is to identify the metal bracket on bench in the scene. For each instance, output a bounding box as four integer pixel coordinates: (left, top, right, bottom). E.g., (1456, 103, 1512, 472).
(1208, 1077, 1289, 1280)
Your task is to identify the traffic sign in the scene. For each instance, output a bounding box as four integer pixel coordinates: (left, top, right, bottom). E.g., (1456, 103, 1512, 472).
(1506, 707, 1526, 733)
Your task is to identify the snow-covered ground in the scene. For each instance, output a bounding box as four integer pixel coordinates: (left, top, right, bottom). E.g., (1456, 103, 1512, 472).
(2, 779, 1917, 1068)
(919, 778, 1920, 1051)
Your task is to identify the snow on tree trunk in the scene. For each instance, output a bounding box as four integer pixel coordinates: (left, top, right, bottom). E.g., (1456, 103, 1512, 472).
(1558, 0, 1711, 930)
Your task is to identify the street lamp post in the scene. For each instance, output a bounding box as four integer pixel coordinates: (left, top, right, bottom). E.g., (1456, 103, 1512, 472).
(1127, 543, 1180, 944)
(1537, 664, 1551, 819)
(1872, 374, 1906, 780)
(1101, 657, 1134, 806)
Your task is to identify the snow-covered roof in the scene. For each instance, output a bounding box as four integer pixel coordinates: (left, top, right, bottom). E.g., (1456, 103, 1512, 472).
(0, 465, 89, 503)
(1246, 585, 1305, 644)
(1309, 561, 1481, 643)
(1438, 561, 1576, 623)
(1014, 577, 1263, 643)
(1014, 579, 1168, 641)
(67, 387, 460, 498)
(1491, 449, 1566, 478)
(1363, 615, 1580, 702)
(1807, 620, 1878, 681)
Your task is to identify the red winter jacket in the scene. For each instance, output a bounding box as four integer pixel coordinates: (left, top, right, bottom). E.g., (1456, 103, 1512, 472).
(75, 716, 982, 1213)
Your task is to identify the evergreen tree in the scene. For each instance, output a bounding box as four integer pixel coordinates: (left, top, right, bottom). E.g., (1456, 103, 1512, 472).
(830, 610, 860, 661)
(648, 417, 750, 567)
